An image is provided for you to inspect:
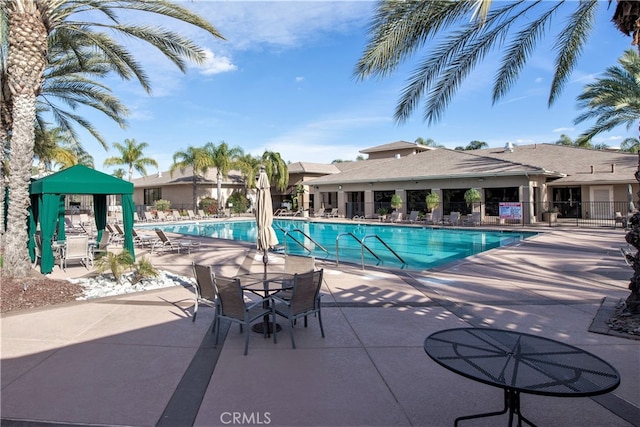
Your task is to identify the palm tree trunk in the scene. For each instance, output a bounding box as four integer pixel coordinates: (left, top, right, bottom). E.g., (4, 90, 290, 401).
(4, 5, 48, 277)
(192, 175, 197, 211)
(5, 95, 37, 277)
(217, 170, 223, 211)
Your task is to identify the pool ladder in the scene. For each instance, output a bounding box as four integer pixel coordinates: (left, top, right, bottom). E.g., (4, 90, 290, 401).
(336, 233, 406, 270)
(277, 227, 329, 258)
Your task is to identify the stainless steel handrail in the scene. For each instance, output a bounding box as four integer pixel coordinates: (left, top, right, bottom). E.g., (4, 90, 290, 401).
(362, 234, 406, 266)
(336, 232, 381, 270)
(277, 227, 329, 256)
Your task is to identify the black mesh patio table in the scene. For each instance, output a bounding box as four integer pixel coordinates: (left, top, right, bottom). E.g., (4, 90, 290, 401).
(424, 328, 620, 427)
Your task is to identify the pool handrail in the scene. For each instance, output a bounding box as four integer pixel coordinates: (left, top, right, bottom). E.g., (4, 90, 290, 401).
(362, 234, 406, 267)
(280, 227, 329, 257)
(336, 232, 381, 270)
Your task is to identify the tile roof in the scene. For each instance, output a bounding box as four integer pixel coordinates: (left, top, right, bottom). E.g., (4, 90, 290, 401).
(287, 162, 341, 174)
(132, 166, 243, 188)
(305, 148, 552, 185)
(358, 140, 433, 154)
(305, 143, 639, 186)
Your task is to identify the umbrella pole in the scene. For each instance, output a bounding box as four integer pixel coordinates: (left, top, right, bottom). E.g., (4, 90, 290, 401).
(262, 250, 268, 279)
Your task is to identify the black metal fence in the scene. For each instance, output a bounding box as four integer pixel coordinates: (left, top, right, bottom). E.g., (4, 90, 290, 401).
(345, 201, 635, 229)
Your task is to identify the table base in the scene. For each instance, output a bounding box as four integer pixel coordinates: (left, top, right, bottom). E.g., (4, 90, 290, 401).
(455, 389, 536, 427)
(251, 322, 282, 335)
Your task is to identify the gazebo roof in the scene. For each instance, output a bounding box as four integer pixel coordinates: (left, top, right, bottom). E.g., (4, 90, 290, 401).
(30, 165, 133, 195)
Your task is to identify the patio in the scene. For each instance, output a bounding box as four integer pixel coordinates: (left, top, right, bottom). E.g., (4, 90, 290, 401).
(1, 227, 638, 426)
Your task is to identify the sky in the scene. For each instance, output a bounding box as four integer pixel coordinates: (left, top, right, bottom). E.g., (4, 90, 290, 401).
(69, 1, 637, 177)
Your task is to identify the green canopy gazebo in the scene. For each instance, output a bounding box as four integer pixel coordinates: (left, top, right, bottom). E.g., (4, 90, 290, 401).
(29, 165, 135, 274)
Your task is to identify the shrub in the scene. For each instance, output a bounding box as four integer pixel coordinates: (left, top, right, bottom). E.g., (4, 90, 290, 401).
(154, 199, 171, 211)
(390, 194, 402, 210)
(199, 197, 218, 215)
(227, 192, 249, 214)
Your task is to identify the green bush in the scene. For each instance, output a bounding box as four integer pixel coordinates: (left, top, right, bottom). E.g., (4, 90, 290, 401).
(199, 197, 218, 215)
(227, 192, 249, 214)
(390, 194, 402, 210)
(154, 199, 171, 211)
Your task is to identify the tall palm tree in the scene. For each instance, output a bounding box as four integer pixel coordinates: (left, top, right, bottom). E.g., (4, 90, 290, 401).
(235, 152, 261, 197)
(355, 1, 640, 125)
(205, 141, 243, 209)
(103, 139, 158, 181)
(262, 151, 289, 192)
(170, 146, 213, 211)
(34, 126, 94, 171)
(2, 0, 224, 277)
(574, 49, 640, 145)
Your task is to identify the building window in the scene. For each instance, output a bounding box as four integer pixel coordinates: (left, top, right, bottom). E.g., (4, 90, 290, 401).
(485, 187, 519, 216)
(144, 188, 162, 205)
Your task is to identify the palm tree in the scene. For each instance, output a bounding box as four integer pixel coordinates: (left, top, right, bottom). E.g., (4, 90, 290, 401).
(621, 137, 640, 153)
(355, 1, 640, 125)
(262, 151, 289, 192)
(354, 1, 640, 314)
(103, 139, 158, 181)
(34, 126, 94, 171)
(171, 146, 213, 211)
(2, 0, 224, 276)
(205, 141, 243, 210)
(235, 152, 261, 197)
(415, 137, 443, 148)
(574, 49, 640, 145)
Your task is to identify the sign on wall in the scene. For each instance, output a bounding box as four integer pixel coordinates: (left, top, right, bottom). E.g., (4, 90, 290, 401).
(499, 202, 522, 220)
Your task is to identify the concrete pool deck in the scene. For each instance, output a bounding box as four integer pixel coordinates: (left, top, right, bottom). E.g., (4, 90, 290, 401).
(1, 225, 639, 426)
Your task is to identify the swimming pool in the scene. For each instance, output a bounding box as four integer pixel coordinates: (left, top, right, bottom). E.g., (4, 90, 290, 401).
(141, 219, 536, 271)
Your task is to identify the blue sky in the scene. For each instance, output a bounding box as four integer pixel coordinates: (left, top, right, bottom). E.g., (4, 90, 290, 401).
(74, 1, 636, 176)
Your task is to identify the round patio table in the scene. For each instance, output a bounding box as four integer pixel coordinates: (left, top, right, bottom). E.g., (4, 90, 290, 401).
(237, 272, 294, 334)
(424, 328, 620, 427)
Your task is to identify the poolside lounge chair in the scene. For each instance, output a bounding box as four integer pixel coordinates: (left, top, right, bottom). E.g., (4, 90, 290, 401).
(132, 228, 156, 248)
(187, 210, 198, 220)
(386, 211, 403, 223)
(133, 212, 142, 223)
(144, 211, 156, 222)
(406, 210, 420, 223)
(106, 223, 123, 245)
(314, 207, 325, 217)
(156, 211, 168, 222)
(325, 208, 338, 218)
(152, 228, 200, 254)
(272, 269, 325, 349)
(197, 209, 208, 219)
(171, 209, 183, 221)
(448, 212, 461, 226)
(191, 263, 220, 325)
(214, 276, 275, 355)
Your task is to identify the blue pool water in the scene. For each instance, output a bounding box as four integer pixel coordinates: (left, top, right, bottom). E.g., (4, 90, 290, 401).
(140, 219, 536, 271)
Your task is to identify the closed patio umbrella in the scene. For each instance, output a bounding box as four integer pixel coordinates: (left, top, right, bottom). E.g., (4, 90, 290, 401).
(256, 166, 278, 276)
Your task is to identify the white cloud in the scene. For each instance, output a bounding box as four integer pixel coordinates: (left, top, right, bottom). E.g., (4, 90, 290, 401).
(295, 76, 304, 83)
(552, 127, 574, 133)
(197, 49, 237, 75)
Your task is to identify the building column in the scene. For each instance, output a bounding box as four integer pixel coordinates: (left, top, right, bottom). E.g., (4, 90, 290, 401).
(364, 189, 374, 218)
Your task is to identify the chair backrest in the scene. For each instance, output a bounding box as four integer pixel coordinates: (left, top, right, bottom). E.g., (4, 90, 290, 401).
(155, 228, 170, 243)
(408, 211, 419, 221)
(450, 212, 460, 223)
(389, 211, 399, 221)
(285, 255, 315, 275)
(64, 216, 75, 229)
(97, 230, 110, 249)
(79, 213, 90, 225)
(66, 235, 89, 257)
(157, 211, 167, 220)
(289, 270, 323, 316)
(187, 210, 196, 219)
(144, 211, 155, 221)
(192, 263, 217, 301)
(114, 223, 125, 235)
(215, 276, 245, 320)
(133, 212, 141, 222)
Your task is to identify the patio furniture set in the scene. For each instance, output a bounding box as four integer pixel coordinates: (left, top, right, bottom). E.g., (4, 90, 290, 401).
(191, 255, 324, 355)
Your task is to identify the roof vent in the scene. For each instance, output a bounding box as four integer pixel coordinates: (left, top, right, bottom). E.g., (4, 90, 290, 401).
(394, 153, 401, 159)
(158, 171, 162, 178)
(504, 142, 514, 152)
